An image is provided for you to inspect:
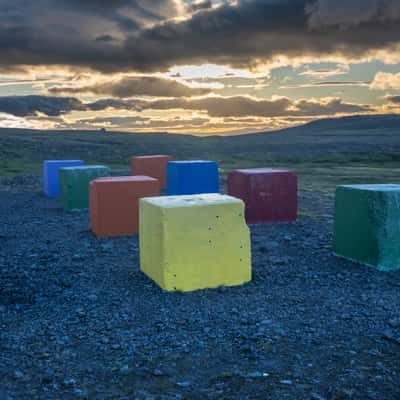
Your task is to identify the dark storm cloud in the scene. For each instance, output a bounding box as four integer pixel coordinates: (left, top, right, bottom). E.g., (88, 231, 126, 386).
(292, 98, 370, 116)
(47, 76, 211, 97)
(0, 96, 85, 117)
(95, 35, 117, 43)
(0, 95, 371, 118)
(87, 98, 142, 112)
(0, 0, 183, 72)
(306, 0, 400, 29)
(385, 95, 400, 104)
(188, 0, 213, 12)
(142, 96, 371, 117)
(124, 0, 400, 71)
(0, 1, 400, 72)
(0, 95, 141, 116)
(144, 97, 292, 117)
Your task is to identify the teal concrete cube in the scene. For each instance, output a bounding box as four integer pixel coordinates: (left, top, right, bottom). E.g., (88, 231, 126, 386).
(59, 165, 110, 210)
(333, 184, 400, 271)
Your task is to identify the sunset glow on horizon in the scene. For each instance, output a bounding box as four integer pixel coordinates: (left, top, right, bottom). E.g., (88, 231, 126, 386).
(1, 0, 400, 135)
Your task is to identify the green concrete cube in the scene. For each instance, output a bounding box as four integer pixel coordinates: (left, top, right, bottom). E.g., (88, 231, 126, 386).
(333, 184, 400, 271)
(59, 165, 110, 210)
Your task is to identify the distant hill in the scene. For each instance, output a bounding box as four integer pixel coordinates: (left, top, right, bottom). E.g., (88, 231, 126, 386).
(287, 114, 400, 132)
(234, 114, 400, 139)
(222, 114, 400, 149)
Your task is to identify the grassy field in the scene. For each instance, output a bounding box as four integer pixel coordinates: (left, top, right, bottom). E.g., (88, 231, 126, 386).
(1, 115, 400, 193)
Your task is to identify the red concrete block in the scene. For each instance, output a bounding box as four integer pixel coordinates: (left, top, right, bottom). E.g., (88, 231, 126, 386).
(90, 176, 159, 237)
(228, 168, 297, 224)
(131, 155, 173, 190)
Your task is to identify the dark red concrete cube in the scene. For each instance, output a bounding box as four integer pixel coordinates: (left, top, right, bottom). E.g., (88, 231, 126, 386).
(227, 168, 297, 224)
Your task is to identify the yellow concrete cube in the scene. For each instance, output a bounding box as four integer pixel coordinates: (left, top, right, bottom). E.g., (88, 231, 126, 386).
(139, 194, 252, 292)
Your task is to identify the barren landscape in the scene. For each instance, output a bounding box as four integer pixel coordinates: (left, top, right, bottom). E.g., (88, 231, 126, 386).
(1, 115, 400, 399)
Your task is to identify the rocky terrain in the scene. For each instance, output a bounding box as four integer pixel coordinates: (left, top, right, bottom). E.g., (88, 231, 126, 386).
(1, 173, 399, 400)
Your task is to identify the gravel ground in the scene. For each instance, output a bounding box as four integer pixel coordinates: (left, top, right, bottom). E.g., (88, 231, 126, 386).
(1, 174, 399, 400)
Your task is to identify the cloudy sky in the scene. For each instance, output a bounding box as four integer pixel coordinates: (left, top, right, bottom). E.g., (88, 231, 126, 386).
(0, 0, 400, 135)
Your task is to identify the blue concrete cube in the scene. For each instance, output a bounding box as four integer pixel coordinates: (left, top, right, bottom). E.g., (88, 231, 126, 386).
(43, 160, 84, 197)
(167, 160, 219, 195)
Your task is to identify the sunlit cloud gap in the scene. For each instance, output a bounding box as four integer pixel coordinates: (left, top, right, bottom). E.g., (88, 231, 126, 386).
(0, 0, 400, 133)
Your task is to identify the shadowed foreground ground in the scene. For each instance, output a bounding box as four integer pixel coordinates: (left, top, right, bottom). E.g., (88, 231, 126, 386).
(1, 174, 399, 400)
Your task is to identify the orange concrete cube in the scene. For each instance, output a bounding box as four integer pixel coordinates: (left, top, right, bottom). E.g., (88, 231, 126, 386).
(131, 155, 173, 190)
(90, 176, 159, 237)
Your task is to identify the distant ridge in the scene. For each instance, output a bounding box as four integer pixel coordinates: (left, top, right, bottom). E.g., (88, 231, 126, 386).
(1, 113, 400, 175)
(0, 114, 399, 138)
(298, 114, 400, 131)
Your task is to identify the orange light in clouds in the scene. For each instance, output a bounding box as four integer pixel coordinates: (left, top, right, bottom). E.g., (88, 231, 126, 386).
(167, 64, 257, 80)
